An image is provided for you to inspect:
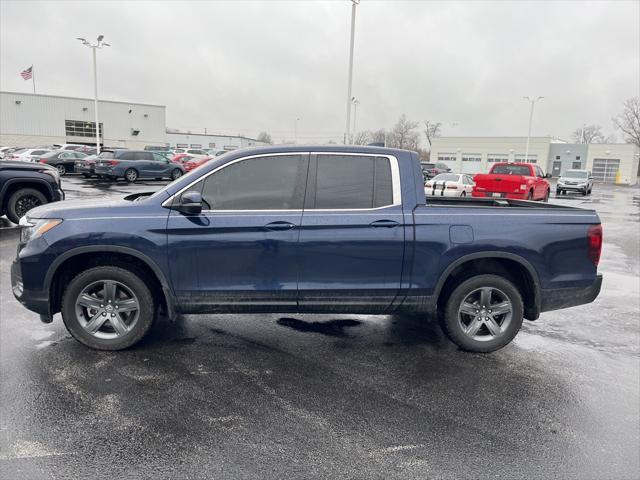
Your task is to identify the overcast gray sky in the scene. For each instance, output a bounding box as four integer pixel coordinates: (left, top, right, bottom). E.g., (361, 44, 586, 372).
(1, 0, 638, 144)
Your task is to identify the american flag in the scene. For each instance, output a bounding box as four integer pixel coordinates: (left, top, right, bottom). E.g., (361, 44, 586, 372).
(20, 66, 33, 80)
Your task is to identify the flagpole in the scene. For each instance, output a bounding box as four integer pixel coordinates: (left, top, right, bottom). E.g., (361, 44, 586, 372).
(32, 66, 36, 94)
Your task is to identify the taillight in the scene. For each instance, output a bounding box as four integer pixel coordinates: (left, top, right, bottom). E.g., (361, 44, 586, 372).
(587, 224, 603, 266)
(446, 185, 458, 189)
(108, 160, 119, 166)
(38, 159, 46, 163)
(425, 182, 433, 187)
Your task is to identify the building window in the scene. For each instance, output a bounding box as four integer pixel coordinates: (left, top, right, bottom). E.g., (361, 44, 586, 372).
(556, 155, 560, 160)
(190, 144, 202, 148)
(576, 155, 581, 160)
(208, 143, 216, 148)
(514, 154, 537, 164)
(462, 154, 481, 162)
(437, 153, 457, 162)
(487, 153, 509, 163)
(176, 143, 188, 148)
(65, 119, 103, 138)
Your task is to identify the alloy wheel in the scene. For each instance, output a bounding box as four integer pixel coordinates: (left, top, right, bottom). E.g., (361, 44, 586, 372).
(56, 164, 66, 175)
(457, 287, 513, 342)
(74, 280, 140, 339)
(14, 194, 42, 218)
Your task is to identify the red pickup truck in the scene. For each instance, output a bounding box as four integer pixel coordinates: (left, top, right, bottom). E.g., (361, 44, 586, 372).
(473, 163, 551, 201)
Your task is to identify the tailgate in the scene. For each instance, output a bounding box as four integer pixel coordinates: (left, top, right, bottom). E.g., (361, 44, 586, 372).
(475, 174, 525, 193)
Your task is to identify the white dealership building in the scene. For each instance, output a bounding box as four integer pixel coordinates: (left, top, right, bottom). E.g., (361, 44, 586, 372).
(431, 137, 639, 185)
(0, 91, 266, 151)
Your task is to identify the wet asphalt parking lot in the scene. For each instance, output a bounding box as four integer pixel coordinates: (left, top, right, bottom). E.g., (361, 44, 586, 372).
(1, 175, 639, 479)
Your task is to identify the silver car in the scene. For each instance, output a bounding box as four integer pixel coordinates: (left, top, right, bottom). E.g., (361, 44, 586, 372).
(556, 169, 594, 196)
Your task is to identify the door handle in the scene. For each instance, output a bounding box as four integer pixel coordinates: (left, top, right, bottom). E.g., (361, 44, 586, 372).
(369, 220, 400, 228)
(264, 221, 296, 231)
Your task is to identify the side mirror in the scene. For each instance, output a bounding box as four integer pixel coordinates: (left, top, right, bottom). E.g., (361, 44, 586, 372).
(177, 190, 202, 215)
(545, 173, 552, 178)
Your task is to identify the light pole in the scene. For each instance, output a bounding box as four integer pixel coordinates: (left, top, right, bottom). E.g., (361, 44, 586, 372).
(344, 0, 359, 144)
(77, 35, 110, 153)
(351, 97, 360, 142)
(294, 117, 300, 143)
(523, 96, 543, 163)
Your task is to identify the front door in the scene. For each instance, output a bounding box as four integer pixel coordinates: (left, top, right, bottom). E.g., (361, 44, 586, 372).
(297, 153, 405, 313)
(552, 161, 562, 177)
(166, 153, 309, 312)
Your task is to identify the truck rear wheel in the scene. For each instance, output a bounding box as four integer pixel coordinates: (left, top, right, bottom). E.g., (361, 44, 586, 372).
(440, 274, 523, 353)
(61, 266, 156, 350)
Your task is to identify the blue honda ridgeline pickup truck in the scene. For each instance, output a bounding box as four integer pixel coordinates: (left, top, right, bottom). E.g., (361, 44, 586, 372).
(11, 146, 603, 353)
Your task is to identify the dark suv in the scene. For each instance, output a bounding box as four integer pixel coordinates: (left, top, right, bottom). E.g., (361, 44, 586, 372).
(0, 161, 65, 223)
(94, 150, 185, 182)
(421, 162, 452, 180)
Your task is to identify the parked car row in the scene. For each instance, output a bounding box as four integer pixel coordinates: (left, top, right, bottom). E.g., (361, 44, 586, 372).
(424, 163, 594, 200)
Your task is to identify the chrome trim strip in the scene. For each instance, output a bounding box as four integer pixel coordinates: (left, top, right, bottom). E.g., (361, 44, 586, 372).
(162, 151, 402, 212)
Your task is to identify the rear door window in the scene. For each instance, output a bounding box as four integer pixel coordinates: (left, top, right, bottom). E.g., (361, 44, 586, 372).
(311, 155, 393, 209)
(119, 152, 137, 161)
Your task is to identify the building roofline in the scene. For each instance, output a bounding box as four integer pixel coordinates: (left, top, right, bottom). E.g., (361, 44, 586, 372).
(166, 130, 261, 142)
(0, 91, 165, 109)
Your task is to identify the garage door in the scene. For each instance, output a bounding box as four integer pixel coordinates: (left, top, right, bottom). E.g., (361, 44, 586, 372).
(592, 158, 620, 183)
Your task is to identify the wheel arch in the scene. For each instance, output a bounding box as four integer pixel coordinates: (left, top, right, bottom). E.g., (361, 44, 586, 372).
(45, 245, 176, 318)
(0, 178, 54, 212)
(434, 252, 541, 320)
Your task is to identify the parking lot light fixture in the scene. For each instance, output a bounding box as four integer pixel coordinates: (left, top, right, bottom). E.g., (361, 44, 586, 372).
(77, 35, 110, 154)
(344, 0, 360, 144)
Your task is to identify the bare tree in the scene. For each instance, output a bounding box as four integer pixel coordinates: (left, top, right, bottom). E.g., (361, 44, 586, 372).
(613, 97, 640, 147)
(570, 124, 607, 144)
(387, 114, 420, 150)
(256, 131, 273, 144)
(416, 148, 430, 162)
(424, 120, 442, 148)
(352, 130, 372, 145)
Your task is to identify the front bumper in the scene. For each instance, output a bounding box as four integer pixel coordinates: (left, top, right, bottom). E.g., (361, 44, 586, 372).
(11, 258, 50, 316)
(540, 274, 603, 313)
(557, 184, 587, 192)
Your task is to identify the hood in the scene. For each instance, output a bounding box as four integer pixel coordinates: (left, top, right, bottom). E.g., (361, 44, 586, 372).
(24, 193, 167, 220)
(0, 160, 57, 172)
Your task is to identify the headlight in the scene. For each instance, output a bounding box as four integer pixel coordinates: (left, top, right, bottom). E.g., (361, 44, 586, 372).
(19, 217, 62, 243)
(39, 168, 60, 185)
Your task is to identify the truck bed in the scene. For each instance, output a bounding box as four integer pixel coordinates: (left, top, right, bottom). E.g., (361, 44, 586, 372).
(423, 196, 580, 209)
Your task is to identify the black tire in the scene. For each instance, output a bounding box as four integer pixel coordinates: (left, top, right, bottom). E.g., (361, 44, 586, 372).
(543, 189, 550, 202)
(124, 168, 138, 183)
(460, 191, 466, 197)
(61, 266, 156, 350)
(581, 189, 587, 196)
(5, 188, 48, 223)
(527, 190, 533, 200)
(55, 164, 66, 176)
(171, 169, 183, 180)
(556, 189, 561, 196)
(440, 274, 524, 353)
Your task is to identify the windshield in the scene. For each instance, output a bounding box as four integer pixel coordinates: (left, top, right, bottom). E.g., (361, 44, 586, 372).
(491, 164, 530, 175)
(432, 174, 459, 182)
(98, 151, 115, 159)
(562, 170, 588, 179)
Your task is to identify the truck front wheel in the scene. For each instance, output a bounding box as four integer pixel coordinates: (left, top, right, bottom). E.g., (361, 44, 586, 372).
(440, 274, 524, 353)
(61, 266, 156, 350)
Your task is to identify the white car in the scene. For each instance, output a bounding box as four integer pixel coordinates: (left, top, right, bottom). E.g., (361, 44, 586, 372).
(172, 148, 209, 158)
(5, 148, 53, 162)
(425, 173, 475, 197)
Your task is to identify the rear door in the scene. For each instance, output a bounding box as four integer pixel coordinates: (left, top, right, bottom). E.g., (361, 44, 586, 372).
(297, 153, 405, 313)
